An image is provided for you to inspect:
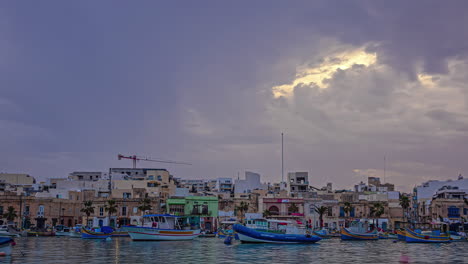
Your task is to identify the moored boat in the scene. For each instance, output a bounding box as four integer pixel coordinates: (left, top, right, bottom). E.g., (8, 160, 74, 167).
(0, 225, 20, 238)
(124, 214, 200, 241)
(233, 224, 321, 244)
(0, 237, 15, 256)
(378, 232, 398, 239)
(55, 225, 80, 237)
(313, 229, 332, 239)
(81, 227, 112, 239)
(396, 230, 406, 240)
(340, 228, 379, 240)
(404, 228, 450, 243)
(27, 230, 55, 237)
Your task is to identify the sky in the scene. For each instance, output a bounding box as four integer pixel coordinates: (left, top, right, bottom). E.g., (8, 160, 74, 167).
(1, 1, 468, 192)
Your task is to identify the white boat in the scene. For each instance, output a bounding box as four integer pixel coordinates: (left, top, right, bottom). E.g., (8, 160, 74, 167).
(124, 214, 200, 241)
(0, 225, 20, 238)
(55, 225, 82, 237)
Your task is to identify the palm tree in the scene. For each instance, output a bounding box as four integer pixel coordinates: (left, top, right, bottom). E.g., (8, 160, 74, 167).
(370, 202, 385, 229)
(80, 201, 94, 227)
(262, 209, 271, 218)
(288, 203, 299, 214)
(3, 206, 17, 224)
(235, 201, 249, 223)
(342, 202, 353, 227)
(138, 198, 152, 226)
(314, 206, 328, 228)
(399, 195, 410, 222)
(104, 200, 118, 226)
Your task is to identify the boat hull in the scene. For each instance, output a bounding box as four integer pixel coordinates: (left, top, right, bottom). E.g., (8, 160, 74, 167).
(340, 228, 379, 240)
(56, 231, 81, 237)
(81, 229, 112, 239)
(0, 237, 14, 255)
(396, 230, 406, 240)
(233, 224, 321, 244)
(125, 226, 200, 241)
(405, 228, 450, 243)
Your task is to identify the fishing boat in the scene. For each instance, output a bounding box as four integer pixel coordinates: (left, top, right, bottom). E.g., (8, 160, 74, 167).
(217, 220, 238, 239)
(341, 228, 379, 240)
(396, 229, 406, 240)
(378, 232, 398, 239)
(27, 230, 55, 237)
(81, 227, 113, 239)
(404, 228, 450, 243)
(124, 214, 200, 241)
(55, 225, 81, 237)
(449, 231, 468, 242)
(340, 221, 378, 240)
(0, 237, 15, 256)
(313, 229, 332, 239)
(233, 224, 321, 244)
(0, 225, 20, 238)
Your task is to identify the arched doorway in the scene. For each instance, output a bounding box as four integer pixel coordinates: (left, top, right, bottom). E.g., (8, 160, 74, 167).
(269, 206, 279, 215)
(98, 219, 104, 227)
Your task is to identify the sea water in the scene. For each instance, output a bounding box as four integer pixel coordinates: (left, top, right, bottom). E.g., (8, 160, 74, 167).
(1, 236, 467, 263)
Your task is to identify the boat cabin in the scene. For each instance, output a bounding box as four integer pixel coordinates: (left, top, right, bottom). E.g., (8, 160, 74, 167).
(142, 214, 197, 230)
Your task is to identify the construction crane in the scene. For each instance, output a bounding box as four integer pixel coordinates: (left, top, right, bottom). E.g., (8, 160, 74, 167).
(117, 154, 192, 168)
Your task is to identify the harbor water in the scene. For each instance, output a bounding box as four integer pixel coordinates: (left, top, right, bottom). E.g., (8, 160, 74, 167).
(1, 237, 467, 264)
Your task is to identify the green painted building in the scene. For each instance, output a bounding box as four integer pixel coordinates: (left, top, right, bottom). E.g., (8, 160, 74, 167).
(166, 196, 219, 232)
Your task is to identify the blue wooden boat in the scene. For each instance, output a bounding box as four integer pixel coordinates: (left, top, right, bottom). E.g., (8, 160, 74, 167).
(233, 224, 321, 244)
(0, 237, 15, 255)
(340, 228, 379, 240)
(313, 229, 331, 239)
(404, 228, 450, 243)
(396, 230, 406, 240)
(81, 227, 112, 239)
(378, 232, 398, 239)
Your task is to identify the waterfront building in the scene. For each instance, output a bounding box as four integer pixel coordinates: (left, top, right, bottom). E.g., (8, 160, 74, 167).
(109, 168, 170, 181)
(215, 178, 233, 193)
(234, 171, 267, 194)
(287, 172, 310, 197)
(259, 197, 305, 220)
(428, 187, 467, 224)
(68, 171, 103, 181)
(166, 196, 219, 232)
(414, 174, 468, 222)
(0, 173, 36, 186)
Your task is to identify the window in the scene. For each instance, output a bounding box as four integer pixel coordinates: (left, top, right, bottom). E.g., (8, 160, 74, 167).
(448, 206, 460, 218)
(0, 206, 3, 215)
(327, 207, 333, 217)
(157, 175, 162, 181)
(25, 206, 30, 215)
(122, 207, 127, 216)
(123, 193, 131, 199)
(148, 175, 154, 180)
(133, 207, 138, 214)
(464, 208, 468, 215)
(99, 207, 104, 216)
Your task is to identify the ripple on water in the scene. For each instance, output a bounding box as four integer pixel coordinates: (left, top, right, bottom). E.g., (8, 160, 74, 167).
(2, 237, 467, 264)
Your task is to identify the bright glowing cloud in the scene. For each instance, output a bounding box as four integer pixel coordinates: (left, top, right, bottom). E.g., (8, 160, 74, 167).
(272, 48, 377, 98)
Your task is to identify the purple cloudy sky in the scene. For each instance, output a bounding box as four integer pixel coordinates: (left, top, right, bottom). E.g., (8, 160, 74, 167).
(1, 1, 468, 191)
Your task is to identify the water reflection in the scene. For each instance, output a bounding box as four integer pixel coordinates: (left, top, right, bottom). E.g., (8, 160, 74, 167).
(1, 237, 467, 264)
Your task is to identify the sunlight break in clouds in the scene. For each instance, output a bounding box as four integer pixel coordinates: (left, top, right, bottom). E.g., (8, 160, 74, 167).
(272, 48, 377, 98)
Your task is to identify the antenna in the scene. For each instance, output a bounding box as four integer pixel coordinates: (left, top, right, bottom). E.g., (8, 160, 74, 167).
(384, 155, 386, 183)
(281, 133, 284, 183)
